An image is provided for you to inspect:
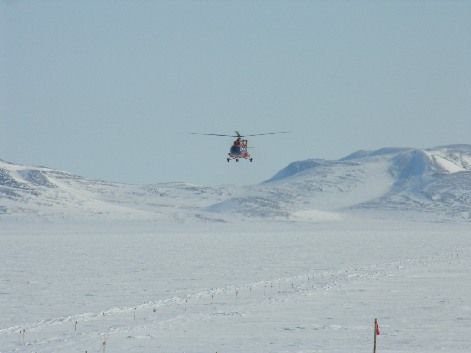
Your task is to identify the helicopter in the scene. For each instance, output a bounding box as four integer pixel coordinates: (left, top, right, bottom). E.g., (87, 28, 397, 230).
(191, 130, 289, 162)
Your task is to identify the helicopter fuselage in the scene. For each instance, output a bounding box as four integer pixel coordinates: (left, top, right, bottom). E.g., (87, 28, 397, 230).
(227, 139, 252, 162)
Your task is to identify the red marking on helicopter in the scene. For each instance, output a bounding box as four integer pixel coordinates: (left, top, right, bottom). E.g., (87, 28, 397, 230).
(191, 131, 288, 163)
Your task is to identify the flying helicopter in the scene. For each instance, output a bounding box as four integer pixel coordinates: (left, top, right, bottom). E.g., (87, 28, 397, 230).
(191, 130, 289, 162)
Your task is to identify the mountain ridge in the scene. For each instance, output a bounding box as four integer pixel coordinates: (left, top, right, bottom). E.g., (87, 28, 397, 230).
(209, 145, 471, 222)
(1, 144, 471, 223)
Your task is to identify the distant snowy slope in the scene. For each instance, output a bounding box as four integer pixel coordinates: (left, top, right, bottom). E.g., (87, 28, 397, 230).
(424, 145, 471, 173)
(0, 159, 234, 222)
(358, 146, 471, 219)
(207, 145, 471, 221)
(207, 153, 395, 220)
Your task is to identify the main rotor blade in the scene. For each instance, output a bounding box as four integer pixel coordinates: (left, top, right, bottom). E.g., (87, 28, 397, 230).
(190, 132, 238, 137)
(191, 131, 290, 138)
(243, 131, 290, 137)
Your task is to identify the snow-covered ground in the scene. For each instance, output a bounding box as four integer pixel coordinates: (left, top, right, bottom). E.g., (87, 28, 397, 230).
(2, 146, 471, 352)
(1, 219, 470, 353)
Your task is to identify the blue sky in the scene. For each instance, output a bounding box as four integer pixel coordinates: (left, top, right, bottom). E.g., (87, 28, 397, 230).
(1, 1, 470, 185)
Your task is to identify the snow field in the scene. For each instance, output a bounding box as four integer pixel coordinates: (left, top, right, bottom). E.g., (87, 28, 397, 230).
(0, 221, 470, 353)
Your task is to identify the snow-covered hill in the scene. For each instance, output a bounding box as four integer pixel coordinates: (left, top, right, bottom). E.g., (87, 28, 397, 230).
(1, 144, 471, 223)
(0, 158, 235, 223)
(208, 145, 471, 222)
